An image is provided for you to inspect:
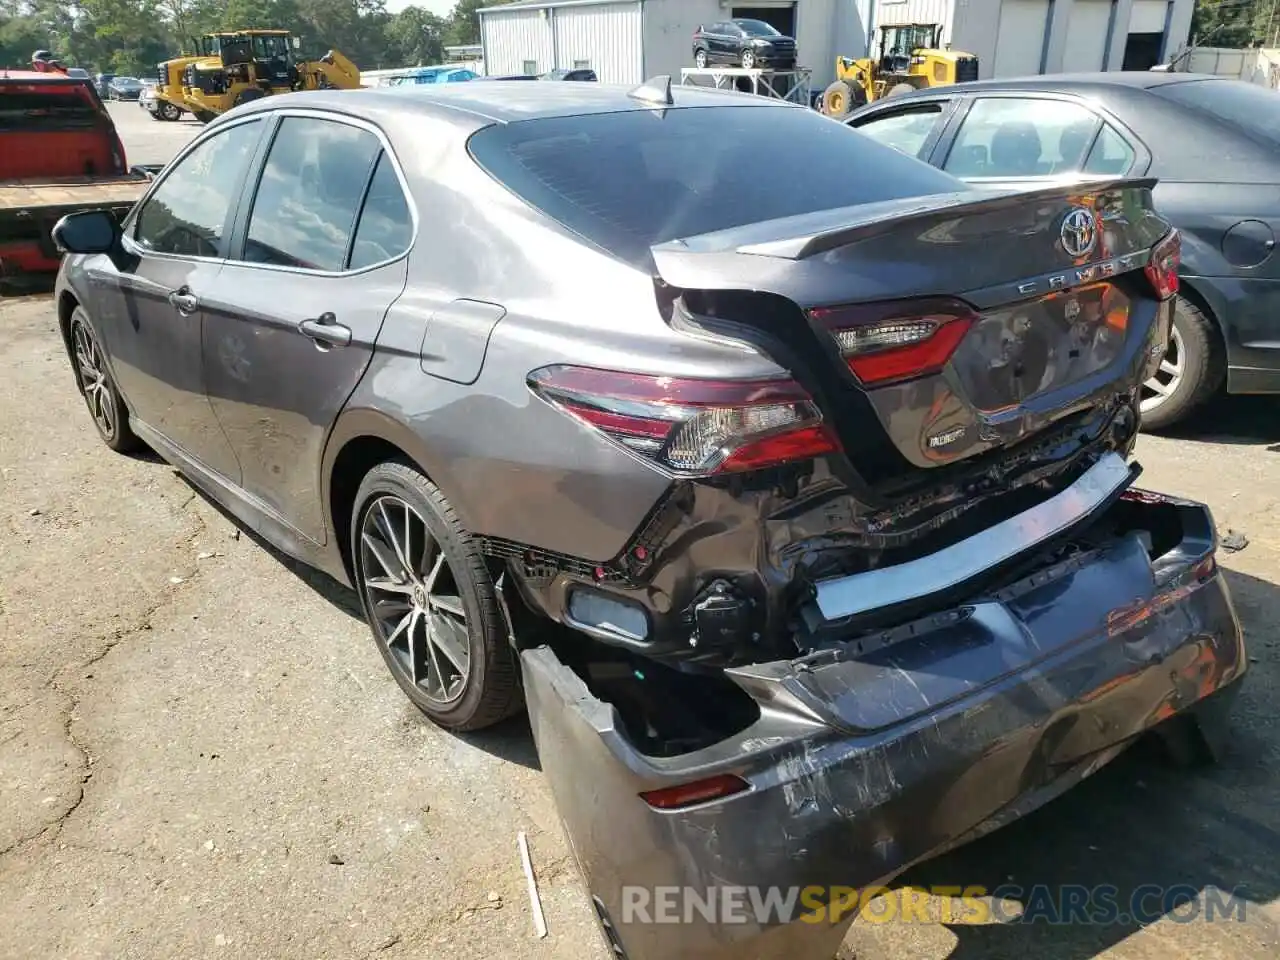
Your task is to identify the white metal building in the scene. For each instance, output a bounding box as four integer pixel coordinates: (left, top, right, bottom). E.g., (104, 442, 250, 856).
(478, 0, 1193, 89)
(479, 0, 873, 88)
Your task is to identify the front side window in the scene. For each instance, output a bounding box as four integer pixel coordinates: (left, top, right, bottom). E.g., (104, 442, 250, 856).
(736, 20, 780, 37)
(242, 116, 381, 272)
(943, 97, 1101, 178)
(133, 118, 263, 258)
(853, 104, 946, 160)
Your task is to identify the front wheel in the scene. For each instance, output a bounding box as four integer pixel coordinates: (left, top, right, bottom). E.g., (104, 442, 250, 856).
(694, 48, 708, 68)
(822, 80, 855, 117)
(351, 461, 522, 731)
(1140, 295, 1226, 430)
(69, 308, 141, 454)
(740, 49, 756, 70)
(158, 100, 181, 121)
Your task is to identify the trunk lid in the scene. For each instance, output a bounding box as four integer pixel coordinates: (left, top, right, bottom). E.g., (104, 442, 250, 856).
(653, 178, 1172, 476)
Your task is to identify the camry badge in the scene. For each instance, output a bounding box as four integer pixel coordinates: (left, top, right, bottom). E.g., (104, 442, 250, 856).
(1060, 207, 1097, 259)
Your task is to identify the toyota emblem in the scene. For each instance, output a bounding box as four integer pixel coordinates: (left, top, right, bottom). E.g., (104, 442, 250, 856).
(1060, 207, 1097, 259)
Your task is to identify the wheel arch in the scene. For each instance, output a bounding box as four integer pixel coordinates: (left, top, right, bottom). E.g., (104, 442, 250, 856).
(323, 408, 477, 586)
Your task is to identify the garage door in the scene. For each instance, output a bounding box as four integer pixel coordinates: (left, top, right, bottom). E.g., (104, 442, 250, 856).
(1061, 0, 1113, 72)
(994, 0, 1049, 78)
(1129, 0, 1169, 33)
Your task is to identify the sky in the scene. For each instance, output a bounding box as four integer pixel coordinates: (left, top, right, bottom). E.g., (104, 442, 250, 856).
(384, 0, 458, 14)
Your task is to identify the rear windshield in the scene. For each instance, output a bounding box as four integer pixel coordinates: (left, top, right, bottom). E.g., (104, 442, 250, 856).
(468, 105, 963, 268)
(0, 86, 100, 130)
(1151, 78, 1280, 146)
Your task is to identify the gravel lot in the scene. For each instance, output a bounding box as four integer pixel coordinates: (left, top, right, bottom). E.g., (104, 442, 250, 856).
(1, 101, 1278, 960)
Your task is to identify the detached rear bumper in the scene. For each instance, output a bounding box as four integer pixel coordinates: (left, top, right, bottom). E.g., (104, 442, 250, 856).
(522, 493, 1246, 960)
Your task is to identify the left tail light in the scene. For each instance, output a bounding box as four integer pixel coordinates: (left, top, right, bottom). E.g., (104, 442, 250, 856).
(1145, 229, 1180, 300)
(809, 297, 978, 386)
(527, 365, 840, 476)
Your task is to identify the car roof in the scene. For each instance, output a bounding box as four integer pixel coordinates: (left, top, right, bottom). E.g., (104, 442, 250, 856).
(237, 80, 788, 124)
(884, 71, 1228, 97)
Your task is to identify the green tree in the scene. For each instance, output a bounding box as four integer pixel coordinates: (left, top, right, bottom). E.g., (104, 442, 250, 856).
(385, 6, 444, 66)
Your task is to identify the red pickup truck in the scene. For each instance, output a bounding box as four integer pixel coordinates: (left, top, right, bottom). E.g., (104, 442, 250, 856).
(1, 62, 155, 288)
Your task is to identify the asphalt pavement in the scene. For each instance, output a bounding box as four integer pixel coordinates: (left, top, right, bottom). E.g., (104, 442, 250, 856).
(0, 101, 1277, 960)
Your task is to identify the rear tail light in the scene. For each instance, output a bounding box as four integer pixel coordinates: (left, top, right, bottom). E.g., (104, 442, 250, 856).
(528, 365, 840, 476)
(1145, 229, 1180, 300)
(809, 297, 978, 386)
(640, 773, 750, 810)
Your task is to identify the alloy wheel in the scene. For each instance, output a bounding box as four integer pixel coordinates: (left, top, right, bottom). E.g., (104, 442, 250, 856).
(358, 495, 471, 705)
(72, 320, 117, 441)
(695, 50, 708, 68)
(741, 50, 756, 69)
(1141, 324, 1186, 415)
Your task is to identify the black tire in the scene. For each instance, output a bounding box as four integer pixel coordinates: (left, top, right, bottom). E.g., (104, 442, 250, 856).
(694, 48, 708, 68)
(822, 80, 855, 117)
(157, 100, 181, 121)
(68, 307, 142, 454)
(351, 461, 522, 732)
(740, 49, 757, 70)
(1140, 295, 1225, 431)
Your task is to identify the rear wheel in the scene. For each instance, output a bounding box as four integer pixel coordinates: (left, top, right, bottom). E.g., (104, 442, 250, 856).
(886, 82, 916, 98)
(1140, 295, 1225, 430)
(69, 308, 141, 454)
(351, 461, 522, 731)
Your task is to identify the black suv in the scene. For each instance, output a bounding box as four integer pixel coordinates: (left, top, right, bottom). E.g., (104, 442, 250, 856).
(692, 18, 797, 70)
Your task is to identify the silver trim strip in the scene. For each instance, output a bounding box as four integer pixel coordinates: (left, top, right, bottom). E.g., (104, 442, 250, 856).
(811, 451, 1134, 623)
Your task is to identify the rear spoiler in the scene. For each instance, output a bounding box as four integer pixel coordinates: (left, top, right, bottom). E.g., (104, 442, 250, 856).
(649, 176, 1169, 309)
(653, 176, 1160, 262)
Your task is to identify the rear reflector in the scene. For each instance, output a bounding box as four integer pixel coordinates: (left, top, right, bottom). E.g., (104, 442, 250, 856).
(1145, 229, 1180, 300)
(528, 366, 840, 475)
(640, 773, 750, 810)
(809, 297, 978, 386)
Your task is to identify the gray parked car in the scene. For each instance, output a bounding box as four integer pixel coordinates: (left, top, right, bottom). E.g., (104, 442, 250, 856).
(51, 81, 1245, 960)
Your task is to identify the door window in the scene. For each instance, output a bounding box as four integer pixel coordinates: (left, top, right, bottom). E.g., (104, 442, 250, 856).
(133, 118, 263, 258)
(242, 116, 381, 272)
(944, 98, 1101, 178)
(348, 153, 414, 270)
(1082, 123, 1137, 175)
(852, 104, 946, 160)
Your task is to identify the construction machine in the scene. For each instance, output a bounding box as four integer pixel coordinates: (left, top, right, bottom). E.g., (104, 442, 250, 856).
(150, 33, 231, 122)
(821, 23, 979, 117)
(180, 29, 360, 122)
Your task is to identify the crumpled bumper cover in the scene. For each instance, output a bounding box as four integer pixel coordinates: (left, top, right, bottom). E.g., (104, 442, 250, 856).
(521, 497, 1247, 960)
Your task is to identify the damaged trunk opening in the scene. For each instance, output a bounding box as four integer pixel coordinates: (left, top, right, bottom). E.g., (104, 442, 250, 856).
(529, 478, 1213, 760)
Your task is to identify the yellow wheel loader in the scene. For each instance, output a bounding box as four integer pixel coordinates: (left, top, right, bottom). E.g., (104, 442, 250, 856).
(181, 29, 361, 122)
(822, 23, 979, 117)
(150, 33, 230, 122)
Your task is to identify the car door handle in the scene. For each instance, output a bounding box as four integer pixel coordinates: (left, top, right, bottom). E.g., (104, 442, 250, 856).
(298, 313, 352, 348)
(167, 289, 199, 314)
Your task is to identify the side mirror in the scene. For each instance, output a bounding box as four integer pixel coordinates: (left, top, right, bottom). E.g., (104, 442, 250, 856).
(52, 209, 120, 255)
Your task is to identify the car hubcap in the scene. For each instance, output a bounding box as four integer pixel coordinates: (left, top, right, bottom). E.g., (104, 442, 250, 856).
(72, 321, 115, 439)
(742, 52, 755, 68)
(696, 52, 706, 67)
(1141, 325, 1186, 413)
(359, 495, 470, 705)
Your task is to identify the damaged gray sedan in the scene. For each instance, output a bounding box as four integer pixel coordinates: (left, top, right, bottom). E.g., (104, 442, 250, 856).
(51, 78, 1246, 960)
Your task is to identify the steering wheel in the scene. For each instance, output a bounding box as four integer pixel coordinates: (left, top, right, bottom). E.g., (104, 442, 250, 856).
(159, 225, 219, 258)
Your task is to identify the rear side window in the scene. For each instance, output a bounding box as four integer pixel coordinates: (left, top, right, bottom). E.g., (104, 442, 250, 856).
(1082, 124, 1136, 175)
(348, 153, 414, 270)
(852, 104, 945, 160)
(0, 84, 99, 129)
(1152, 78, 1280, 147)
(944, 97, 1101, 178)
(243, 116, 381, 271)
(469, 106, 962, 268)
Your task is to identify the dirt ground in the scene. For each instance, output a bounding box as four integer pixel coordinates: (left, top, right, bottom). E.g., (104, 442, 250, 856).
(1, 102, 1278, 960)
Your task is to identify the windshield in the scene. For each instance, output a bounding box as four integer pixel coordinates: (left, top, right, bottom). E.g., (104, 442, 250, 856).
(252, 34, 290, 59)
(882, 25, 938, 54)
(116, 77, 141, 87)
(736, 19, 781, 37)
(469, 105, 962, 268)
(200, 36, 222, 56)
(0, 86, 100, 130)
(1151, 78, 1280, 147)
